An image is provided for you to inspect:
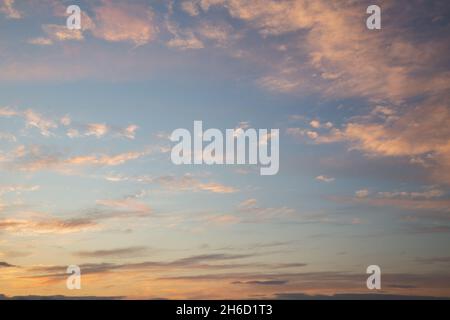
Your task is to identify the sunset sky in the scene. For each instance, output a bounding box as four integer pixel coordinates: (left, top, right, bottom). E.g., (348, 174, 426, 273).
(1, 0, 450, 299)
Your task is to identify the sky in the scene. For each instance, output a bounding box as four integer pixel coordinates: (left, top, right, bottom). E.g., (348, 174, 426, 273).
(0, 0, 450, 299)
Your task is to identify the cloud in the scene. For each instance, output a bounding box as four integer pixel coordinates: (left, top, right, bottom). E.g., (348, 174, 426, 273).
(274, 293, 448, 300)
(407, 226, 450, 234)
(160, 269, 450, 298)
(74, 246, 150, 259)
(0, 106, 17, 117)
(65, 122, 139, 140)
(0, 294, 123, 300)
(60, 115, 71, 126)
(102, 172, 237, 196)
(355, 188, 450, 212)
(377, 189, 445, 200)
(310, 120, 321, 129)
(167, 30, 204, 50)
(0, 107, 57, 137)
(91, 1, 157, 46)
(4, 145, 150, 172)
(238, 198, 360, 226)
(0, 217, 98, 234)
(315, 175, 334, 183)
(103, 173, 147, 183)
(0, 250, 32, 259)
(192, 0, 450, 106)
(311, 102, 450, 185)
(96, 198, 152, 216)
(331, 187, 450, 220)
(85, 123, 109, 138)
(121, 125, 139, 140)
(25, 253, 258, 281)
(233, 280, 288, 286)
(0, 185, 40, 196)
(0, 0, 21, 19)
(181, 1, 200, 16)
(174, 253, 253, 265)
(285, 128, 306, 139)
(157, 174, 238, 193)
(0, 107, 139, 140)
(202, 214, 240, 226)
(197, 21, 236, 47)
(416, 256, 450, 265)
(0, 195, 154, 235)
(286, 127, 321, 141)
(165, 14, 204, 50)
(56, 114, 139, 140)
(29, 2, 156, 46)
(0, 261, 15, 268)
(70, 151, 143, 167)
(41, 24, 83, 42)
(258, 76, 302, 93)
(238, 198, 257, 209)
(355, 189, 369, 199)
(237, 198, 296, 223)
(23, 109, 58, 137)
(27, 37, 53, 46)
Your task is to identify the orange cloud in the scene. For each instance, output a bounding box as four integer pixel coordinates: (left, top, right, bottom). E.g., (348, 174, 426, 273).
(2, 144, 150, 172)
(0, 0, 21, 19)
(65, 151, 149, 167)
(91, 1, 157, 46)
(157, 174, 238, 193)
(0, 217, 98, 234)
(0, 107, 57, 137)
(85, 123, 109, 138)
(166, 20, 204, 50)
(42, 24, 84, 41)
(29, 1, 156, 47)
(96, 199, 152, 215)
(195, 0, 450, 103)
(313, 102, 450, 184)
(66, 122, 139, 140)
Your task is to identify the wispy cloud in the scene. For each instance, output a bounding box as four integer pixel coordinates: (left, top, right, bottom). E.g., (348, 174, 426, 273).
(41, 24, 84, 42)
(64, 121, 139, 140)
(96, 198, 152, 216)
(25, 253, 259, 281)
(166, 20, 204, 50)
(29, 1, 157, 47)
(0, 261, 15, 268)
(0, 217, 98, 234)
(73, 246, 150, 259)
(305, 102, 450, 185)
(0, 185, 40, 196)
(0, 107, 57, 137)
(91, 1, 157, 46)
(315, 175, 335, 183)
(156, 174, 238, 194)
(233, 280, 289, 286)
(237, 198, 297, 223)
(416, 256, 450, 265)
(2, 145, 150, 173)
(0, 195, 155, 235)
(0, 0, 21, 19)
(0, 0, 449, 300)
(349, 188, 450, 213)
